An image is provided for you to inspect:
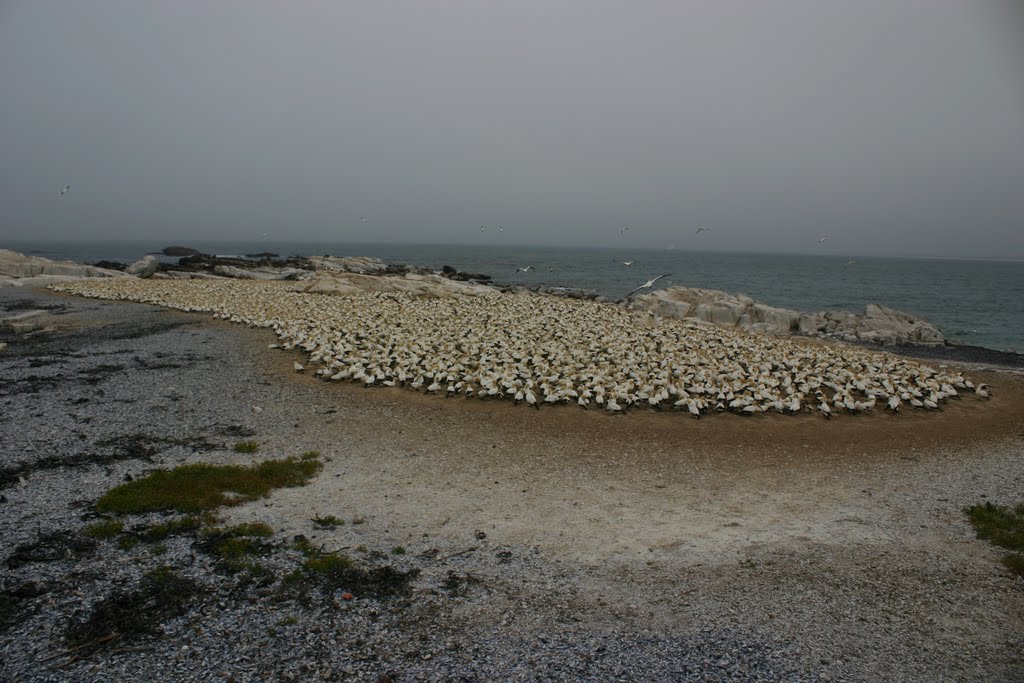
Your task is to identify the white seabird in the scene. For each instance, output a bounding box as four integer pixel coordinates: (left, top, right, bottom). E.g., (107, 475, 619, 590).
(515, 266, 534, 273)
(695, 226, 709, 235)
(58, 185, 71, 197)
(624, 273, 671, 299)
(817, 234, 829, 244)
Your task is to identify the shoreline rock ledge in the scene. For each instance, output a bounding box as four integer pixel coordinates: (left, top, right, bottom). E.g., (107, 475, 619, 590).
(631, 286, 946, 347)
(0, 249, 125, 287)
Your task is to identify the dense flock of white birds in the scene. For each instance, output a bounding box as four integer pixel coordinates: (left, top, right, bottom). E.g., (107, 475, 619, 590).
(52, 279, 988, 418)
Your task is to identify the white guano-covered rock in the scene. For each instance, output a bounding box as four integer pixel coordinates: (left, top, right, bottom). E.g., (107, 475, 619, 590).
(126, 255, 159, 278)
(213, 265, 312, 280)
(303, 272, 496, 299)
(632, 286, 945, 346)
(0, 249, 125, 282)
(307, 256, 389, 274)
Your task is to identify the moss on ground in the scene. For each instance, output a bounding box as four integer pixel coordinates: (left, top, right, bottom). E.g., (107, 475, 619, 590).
(81, 520, 124, 540)
(966, 501, 1024, 578)
(96, 456, 322, 514)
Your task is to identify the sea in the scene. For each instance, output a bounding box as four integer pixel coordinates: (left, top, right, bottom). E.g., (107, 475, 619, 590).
(6, 239, 1023, 354)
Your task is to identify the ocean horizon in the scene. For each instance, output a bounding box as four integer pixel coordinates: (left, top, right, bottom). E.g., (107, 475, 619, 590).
(5, 239, 1023, 353)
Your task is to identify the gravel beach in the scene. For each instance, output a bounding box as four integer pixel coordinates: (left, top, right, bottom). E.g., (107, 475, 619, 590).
(2, 285, 1022, 682)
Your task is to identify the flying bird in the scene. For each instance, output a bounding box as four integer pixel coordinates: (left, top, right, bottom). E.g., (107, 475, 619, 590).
(843, 258, 856, 268)
(619, 226, 629, 236)
(498, 226, 504, 232)
(515, 265, 534, 273)
(360, 216, 368, 223)
(624, 273, 671, 299)
(665, 243, 677, 251)
(58, 185, 71, 197)
(817, 234, 829, 244)
(695, 226, 710, 235)
(613, 259, 635, 267)
(481, 226, 485, 232)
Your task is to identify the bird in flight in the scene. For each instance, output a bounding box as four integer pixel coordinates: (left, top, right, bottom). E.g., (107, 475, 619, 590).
(515, 265, 534, 273)
(665, 243, 677, 251)
(360, 216, 368, 223)
(613, 259, 635, 267)
(58, 185, 71, 197)
(843, 258, 856, 268)
(480, 226, 485, 232)
(619, 226, 629, 236)
(817, 234, 829, 243)
(498, 225, 504, 232)
(624, 273, 671, 299)
(695, 226, 710, 235)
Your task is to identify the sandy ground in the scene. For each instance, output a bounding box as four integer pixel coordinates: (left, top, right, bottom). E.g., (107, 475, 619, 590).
(3, 287, 1023, 681)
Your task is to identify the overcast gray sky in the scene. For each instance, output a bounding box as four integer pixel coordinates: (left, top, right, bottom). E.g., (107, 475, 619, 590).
(1, 1, 1022, 258)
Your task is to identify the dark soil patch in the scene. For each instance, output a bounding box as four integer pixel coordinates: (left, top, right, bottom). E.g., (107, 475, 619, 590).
(103, 319, 191, 342)
(0, 299, 68, 313)
(76, 363, 126, 385)
(0, 374, 62, 396)
(7, 531, 97, 569)
(214, 423, 257, 438)
(0, 580, 50, 631)
(440, 571, 485, 597)
(63, 568, 204, 657)
(0, 433, 218, 490)
(286, 550, 421, 600)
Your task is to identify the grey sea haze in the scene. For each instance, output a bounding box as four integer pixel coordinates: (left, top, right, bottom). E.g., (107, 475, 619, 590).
(6, 240, 1024, 353)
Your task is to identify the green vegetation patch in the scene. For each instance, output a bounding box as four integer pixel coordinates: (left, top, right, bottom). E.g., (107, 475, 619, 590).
(197, 523, 275, 573)
(139, 514, 210, 542)
(82, 520, 124, 540)
(303, 552, 354, 575)
(285, 547, 419, 597)
(96, 456, 323, 514)
(233, 441, 259, 453)
(966, 501, 1024, 578)
(311, 514, 344, 528)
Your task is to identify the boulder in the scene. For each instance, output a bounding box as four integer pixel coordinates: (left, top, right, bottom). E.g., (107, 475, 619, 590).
(307, 256, 388, 275)
(165, 270, 230, 280)
(1, 310, 50, 334)
(303, 272, 496, 299)
(212, 265, 311, 280)
(0, 249, 124, 279)
(631, 285, 945, 346)
(126, 255, 159, 278)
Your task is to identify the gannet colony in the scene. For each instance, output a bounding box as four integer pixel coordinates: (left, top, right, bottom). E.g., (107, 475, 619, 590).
(50, 278, 985, 417)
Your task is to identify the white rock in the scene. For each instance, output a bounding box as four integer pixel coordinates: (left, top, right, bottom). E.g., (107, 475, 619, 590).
(307, 256, 388, 274)
(1, 310, 49, 334)
(632, 286, 945, 346)
(213, 265, 311, 280)
(0, 249, 124, 279)
(126, 255, 159, 278)
(302, 272, 495, 299)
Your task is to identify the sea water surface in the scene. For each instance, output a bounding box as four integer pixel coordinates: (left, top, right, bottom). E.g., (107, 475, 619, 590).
(7, 239, 1024, 353)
